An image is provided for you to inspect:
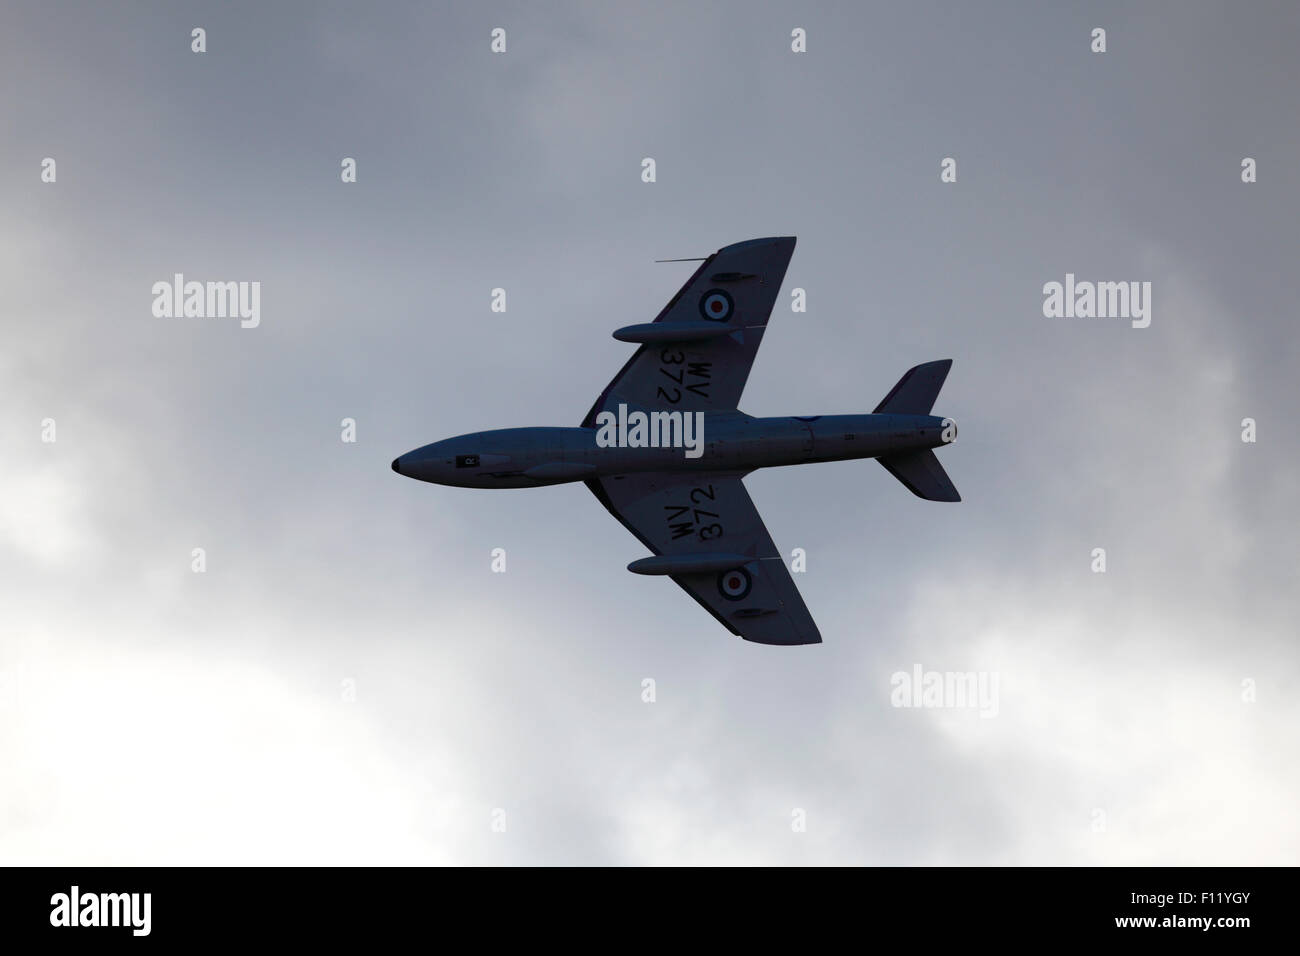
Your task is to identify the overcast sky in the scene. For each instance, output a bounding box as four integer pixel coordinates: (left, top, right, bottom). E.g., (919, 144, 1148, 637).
(2, 1, 1297, 865)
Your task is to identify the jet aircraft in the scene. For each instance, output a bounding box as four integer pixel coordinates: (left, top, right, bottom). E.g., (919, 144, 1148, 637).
(392, 237, 959, 644)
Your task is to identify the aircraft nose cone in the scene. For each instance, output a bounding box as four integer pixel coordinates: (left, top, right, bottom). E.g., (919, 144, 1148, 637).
(391, 457, 403, 475)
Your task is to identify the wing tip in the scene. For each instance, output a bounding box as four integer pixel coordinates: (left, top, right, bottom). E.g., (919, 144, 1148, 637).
(717, 235, 796, 255)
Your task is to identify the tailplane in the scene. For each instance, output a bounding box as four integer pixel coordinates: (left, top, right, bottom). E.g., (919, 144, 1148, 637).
(878, 449, 960, 502)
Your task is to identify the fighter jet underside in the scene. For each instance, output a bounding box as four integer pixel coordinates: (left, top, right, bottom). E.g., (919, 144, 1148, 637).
(392, 237, 960, 645)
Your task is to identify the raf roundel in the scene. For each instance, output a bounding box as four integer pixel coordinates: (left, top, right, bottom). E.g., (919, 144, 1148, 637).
(717, 567, 752, 601)
(699, 289, 735, 322)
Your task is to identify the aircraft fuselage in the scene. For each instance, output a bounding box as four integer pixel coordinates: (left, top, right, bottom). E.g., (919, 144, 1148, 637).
(392, 412, 954, 489)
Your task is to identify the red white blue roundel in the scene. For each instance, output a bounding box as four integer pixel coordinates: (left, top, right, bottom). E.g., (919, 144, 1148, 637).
(717, 567, 752, 601)
(699, 289, 734, 322)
